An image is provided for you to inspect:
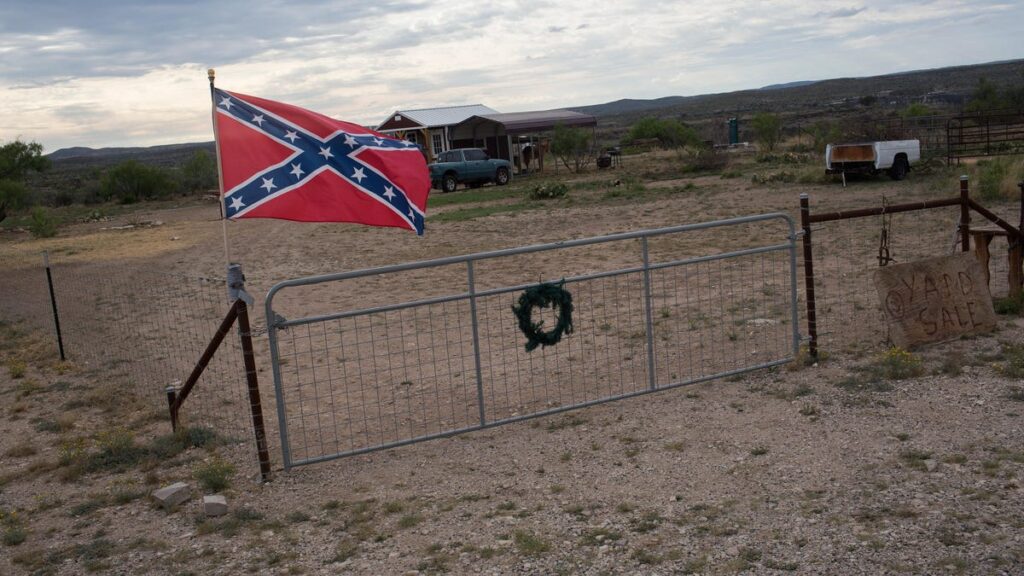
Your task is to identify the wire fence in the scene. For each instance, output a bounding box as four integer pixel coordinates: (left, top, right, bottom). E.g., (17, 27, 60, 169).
(0, 256, 270, 472)
(803, 198, 1017, 356)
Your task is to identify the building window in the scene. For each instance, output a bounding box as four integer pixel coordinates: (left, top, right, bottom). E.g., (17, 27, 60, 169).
(432, 133, 444, 154)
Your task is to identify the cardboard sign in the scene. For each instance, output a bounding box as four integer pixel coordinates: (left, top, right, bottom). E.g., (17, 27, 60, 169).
(873, 253, 997, 348)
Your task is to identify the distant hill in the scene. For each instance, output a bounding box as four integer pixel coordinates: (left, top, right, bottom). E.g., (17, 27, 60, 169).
(48, 141, 215, 165)
(569, 59, 1024, 119)
(759, 80, 817, 91)
(568, 58, 1024, 143)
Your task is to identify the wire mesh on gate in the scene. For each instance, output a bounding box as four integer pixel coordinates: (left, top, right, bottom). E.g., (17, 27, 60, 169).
(267, 215, 801, 468)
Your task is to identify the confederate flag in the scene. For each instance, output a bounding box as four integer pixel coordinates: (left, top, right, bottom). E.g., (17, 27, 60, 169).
(213, 88, 430, 235)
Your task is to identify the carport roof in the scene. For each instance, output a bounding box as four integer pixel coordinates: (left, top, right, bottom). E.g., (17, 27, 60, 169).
(456, 110, 597, 135)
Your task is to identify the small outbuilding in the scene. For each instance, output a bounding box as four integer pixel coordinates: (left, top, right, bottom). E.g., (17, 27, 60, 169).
(376, 104, 498, 162)
(449, 110, 597, 173)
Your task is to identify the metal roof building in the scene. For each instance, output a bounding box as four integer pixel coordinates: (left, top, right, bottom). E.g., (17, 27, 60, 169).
(450, 110, 598, 173)
(376, 104, 499, 162)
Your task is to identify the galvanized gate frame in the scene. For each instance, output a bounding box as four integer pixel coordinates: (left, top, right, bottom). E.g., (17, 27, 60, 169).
(265, 213, 802, 470)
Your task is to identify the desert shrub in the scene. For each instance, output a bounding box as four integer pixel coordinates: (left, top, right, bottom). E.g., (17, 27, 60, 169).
(551, 124, 595, 173)
(179, 150, 218, 193)
(751, 113, 782, 152)
(625, 117, 700, 149)
(87, 428, 146, 472)
(802, 120, 842, 154)
(683, 148, 728, 172)
(750, 171, 796, 184)
(100, 160, 177, 203)
(194, 457, 235, 492)
(993, 293, 1023, 315)
(976, 157, 1022, 202)
(902, 103, 934, 117)
(875, 347, 925, 380)
(28, 207, 57, 238)
(527, 182, 568, 200)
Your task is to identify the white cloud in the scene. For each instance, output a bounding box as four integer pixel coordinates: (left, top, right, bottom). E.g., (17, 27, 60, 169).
(0, 0, 1020, 151)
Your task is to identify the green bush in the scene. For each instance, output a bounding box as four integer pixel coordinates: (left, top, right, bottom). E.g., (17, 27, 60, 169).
(179, 150, 218, 193)
(28, 207, 57, 238)
(193, 457, 235, 492)
(751, 113, 782, 153)
(625, 117, 700, 149)
(100, 160, 177, 203)
(527, 182, 568, 200)
(683, 148, 728, 172)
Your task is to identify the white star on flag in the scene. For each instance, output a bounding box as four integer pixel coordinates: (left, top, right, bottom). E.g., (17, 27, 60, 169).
(260, 177, 276, 192)
(219, 96, 233, 110)
(229, 196, 245, 210)
(383, 186, 396, 201)
(352, 167, 366, 183)
(290, 163, 305, 179)
(318, 146, 333, 160)
(252, 114, 265, 126)
(284, 130, 299, 143)
(373, 137, 383, 146)
(408, 208, 414, 219)
(344, 134, 359, 148)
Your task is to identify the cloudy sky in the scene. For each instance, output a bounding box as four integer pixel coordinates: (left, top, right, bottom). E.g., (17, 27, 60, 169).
(1, 0, 1021, 152)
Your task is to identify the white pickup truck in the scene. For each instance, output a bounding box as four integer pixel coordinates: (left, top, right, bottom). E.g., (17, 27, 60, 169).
(825, 139, 920, 180)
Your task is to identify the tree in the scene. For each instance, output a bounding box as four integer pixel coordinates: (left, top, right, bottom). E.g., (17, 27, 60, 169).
(965, 77, 1001, 113)
(751, 113, 782, 153)
(551, 124, 595, 173)
(625, 117, 700, 149)
(0, 139, 49, 222)
(100, 160, 177, 204)
(179, 150, 218, 193)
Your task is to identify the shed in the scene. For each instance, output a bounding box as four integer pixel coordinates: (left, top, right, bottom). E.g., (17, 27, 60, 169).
(377, 104, 498, 162)
(449, 110, 597, 173)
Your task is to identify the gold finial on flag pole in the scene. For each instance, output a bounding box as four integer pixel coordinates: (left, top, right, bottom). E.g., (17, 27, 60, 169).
(208, 68, 215, 83)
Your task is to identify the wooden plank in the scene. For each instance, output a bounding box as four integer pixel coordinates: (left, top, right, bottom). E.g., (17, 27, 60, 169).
(873, 253, 997, 348)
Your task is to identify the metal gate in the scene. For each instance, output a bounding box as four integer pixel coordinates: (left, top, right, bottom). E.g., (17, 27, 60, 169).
(265, 214, 801, 469)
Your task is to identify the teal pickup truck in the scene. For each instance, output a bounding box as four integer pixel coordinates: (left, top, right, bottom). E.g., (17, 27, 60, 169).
(428, 148, 512, 193)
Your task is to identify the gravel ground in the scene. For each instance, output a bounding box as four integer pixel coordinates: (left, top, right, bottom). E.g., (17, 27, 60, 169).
(2, 317, 1022, 575)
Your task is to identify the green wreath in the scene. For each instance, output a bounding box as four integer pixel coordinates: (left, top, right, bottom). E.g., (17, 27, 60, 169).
(512, 281, 574, 352)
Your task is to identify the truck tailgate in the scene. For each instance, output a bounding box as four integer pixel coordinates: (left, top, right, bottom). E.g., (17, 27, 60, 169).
(829, 144, 875, 163)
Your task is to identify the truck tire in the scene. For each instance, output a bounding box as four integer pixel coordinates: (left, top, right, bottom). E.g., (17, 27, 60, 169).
(889, 157, 908, 181)
(495, 167, 510, 186)
(443, 173, 458, 193)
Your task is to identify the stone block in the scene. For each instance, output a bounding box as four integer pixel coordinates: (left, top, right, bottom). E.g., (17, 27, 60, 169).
(203, 494, 228, 517)
(152, 482, 191, 510)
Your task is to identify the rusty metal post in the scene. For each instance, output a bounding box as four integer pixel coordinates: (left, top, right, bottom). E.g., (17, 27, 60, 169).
(228, 264, 272, 482)
(799, 193, 819, 359)
(236, 298, 272, 482)
(960, 175, 970, 252)
(166, 385, 178, 432)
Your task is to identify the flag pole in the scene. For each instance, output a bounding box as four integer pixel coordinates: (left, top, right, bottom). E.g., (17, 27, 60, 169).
(208, 68, 231, 267)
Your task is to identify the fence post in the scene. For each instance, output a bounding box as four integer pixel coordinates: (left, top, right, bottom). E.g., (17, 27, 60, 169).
(228, 264, 272, 482)
(466, 260, 487, 427)
(166, 385, 178, 431)
(960, 175, 971, 252)
(42, 251, 66, 361)
(640, 237, 657, 390)
(799, 194, 819, 359)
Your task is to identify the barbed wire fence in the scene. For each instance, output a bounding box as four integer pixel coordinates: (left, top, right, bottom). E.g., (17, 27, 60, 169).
(0, 255, 277, 476)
